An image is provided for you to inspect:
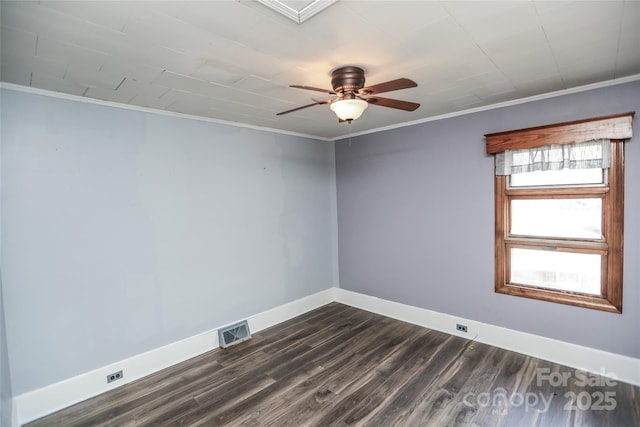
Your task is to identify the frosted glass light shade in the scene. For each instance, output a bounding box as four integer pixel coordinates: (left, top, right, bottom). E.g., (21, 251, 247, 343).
(330, 99, 368, 121)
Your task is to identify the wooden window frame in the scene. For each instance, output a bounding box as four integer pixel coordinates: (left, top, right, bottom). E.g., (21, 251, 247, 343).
(486, 113, 634, 313)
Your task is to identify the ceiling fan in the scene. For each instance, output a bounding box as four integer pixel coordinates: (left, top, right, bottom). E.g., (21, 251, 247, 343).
(276, 66, 420, 122)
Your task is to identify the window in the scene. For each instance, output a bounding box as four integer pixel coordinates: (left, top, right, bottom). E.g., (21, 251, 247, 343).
(486, 113, 634, 313)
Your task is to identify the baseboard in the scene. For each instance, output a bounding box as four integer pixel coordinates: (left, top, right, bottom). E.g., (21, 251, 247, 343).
(14, 288, 336, 426)
(333, 288, 640, 387)
(14, 287, 639, 425)
(246, 288, 337, 333)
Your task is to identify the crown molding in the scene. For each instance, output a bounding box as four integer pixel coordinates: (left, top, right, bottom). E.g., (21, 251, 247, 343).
(0, 82, 330, 142)
(332, 73, 640, 141)
(4, 73, 640, 143)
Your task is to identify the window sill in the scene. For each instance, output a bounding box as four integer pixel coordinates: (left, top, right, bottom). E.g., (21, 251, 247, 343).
(496, 283, 622, 313)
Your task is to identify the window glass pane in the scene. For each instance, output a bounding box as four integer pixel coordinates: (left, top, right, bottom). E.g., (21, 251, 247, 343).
(510, 168, 603, 187)
(510, 248, 601, 295)
(511, 198, 602, 239)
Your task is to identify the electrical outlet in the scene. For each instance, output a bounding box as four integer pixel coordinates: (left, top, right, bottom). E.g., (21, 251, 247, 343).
(456, 324, 468, 333)
(107, 370, 123, 383)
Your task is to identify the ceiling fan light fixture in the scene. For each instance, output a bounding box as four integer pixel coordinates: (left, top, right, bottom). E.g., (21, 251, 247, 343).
(277, 67, 419, 120)
(330, 99, 369, 121)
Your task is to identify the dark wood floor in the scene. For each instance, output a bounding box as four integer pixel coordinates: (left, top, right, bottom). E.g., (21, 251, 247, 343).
(27, 303, 639, 426)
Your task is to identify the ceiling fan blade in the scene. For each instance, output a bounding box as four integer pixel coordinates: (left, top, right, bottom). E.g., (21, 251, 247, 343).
(276, 100, 331, 116)
(366, 96, 420, 111)
(360, 78, 417, 95)
(290, 85, 336, 95)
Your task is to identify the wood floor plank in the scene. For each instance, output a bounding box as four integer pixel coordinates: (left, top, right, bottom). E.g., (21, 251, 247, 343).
(362, 334, 470, 426)
(232, 319, 418, 426)
(25, 303, 640, 427)
(173, 314, 391, 426)
(338, 332, 447, 425)
(401, 343, 501, 426)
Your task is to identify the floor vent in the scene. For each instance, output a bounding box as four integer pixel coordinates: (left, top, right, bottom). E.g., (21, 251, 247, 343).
(219, 320, 251, 348)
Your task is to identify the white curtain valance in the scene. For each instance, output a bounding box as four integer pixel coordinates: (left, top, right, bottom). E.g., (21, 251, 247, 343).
(495, 139, 610, 176)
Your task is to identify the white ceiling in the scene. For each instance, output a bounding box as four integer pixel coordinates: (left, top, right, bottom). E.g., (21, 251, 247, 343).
(1, 1, 639, 140)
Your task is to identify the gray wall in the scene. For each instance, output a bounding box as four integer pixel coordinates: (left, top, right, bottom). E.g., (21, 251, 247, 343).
(1, 89, 338, 395)
(336, 80, 640, 359)
(0, 283, 11, 427)
(0, 83, 12, 426)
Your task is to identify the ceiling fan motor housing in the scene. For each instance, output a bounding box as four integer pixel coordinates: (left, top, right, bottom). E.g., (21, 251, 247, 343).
(331, 66, 365, 94)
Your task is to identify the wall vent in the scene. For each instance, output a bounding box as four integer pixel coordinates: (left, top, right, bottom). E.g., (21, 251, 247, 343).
(218, 320, 251, 348)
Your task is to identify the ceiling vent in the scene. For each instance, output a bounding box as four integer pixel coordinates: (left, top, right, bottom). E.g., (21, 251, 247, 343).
(218, 320, 251, 348)
(256, 0, 338, 24)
